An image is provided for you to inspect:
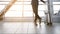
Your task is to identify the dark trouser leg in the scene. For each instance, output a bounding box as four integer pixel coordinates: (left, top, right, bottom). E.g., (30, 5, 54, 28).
(32, 4, 38, 25)
(32, 4, 41, 25)
(37, 15, 41, 24)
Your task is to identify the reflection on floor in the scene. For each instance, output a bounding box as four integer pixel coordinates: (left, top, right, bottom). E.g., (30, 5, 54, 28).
(0, 21, 60, 34)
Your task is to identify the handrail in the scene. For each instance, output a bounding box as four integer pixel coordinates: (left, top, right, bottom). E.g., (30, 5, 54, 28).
(0, 0, 17, 17)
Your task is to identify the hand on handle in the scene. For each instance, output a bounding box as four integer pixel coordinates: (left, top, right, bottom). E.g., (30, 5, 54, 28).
(40, 0, 46, 4)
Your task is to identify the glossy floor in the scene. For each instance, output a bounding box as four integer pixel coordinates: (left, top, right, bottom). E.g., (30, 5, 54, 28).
(0, 22, 60, 34)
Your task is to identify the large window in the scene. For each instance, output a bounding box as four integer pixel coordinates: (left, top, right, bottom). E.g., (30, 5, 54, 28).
(0, 0, 47, 17)
(53, 2, 60, 14)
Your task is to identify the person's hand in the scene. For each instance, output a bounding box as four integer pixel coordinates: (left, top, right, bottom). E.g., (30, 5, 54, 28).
(42, 1, 46, 4)
(40, 0, 46, 4)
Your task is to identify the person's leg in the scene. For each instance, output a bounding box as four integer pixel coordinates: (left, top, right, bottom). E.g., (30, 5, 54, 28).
(32, 4, 38, 26)
(35, 14, 41, 24)
(36, 5, 41, 24)
(37, 15, 41, 24)
(32, 4, 41, 26)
